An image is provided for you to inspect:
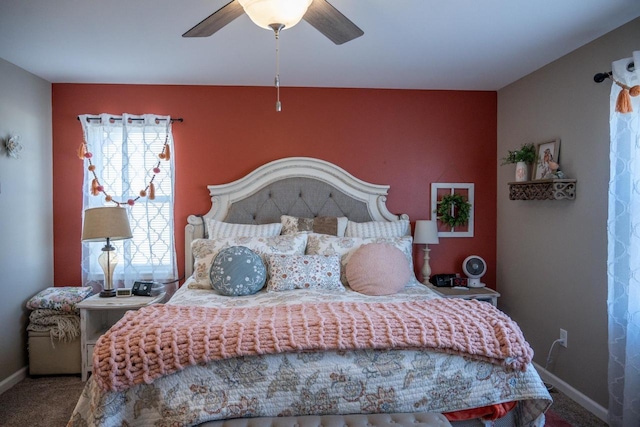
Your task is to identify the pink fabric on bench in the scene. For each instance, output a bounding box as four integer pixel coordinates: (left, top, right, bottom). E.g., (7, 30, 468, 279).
(93, 298, 533, 392)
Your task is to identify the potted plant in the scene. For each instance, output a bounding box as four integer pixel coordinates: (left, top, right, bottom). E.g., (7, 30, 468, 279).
(501, 143, 536, 182)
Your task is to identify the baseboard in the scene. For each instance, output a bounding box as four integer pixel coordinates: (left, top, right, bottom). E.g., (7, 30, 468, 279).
(534, 362, 608, 423)
(0, 366, 27, 396)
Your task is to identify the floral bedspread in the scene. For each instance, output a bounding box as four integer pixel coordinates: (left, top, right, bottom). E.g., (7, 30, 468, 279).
(67, 283, 551, 427)
(170, 278, 440, 308)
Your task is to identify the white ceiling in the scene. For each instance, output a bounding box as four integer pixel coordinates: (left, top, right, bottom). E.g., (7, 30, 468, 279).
(1, 0, 639, 91)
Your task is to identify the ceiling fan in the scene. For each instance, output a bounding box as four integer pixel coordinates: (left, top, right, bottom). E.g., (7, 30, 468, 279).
(183, 0, 364, 45)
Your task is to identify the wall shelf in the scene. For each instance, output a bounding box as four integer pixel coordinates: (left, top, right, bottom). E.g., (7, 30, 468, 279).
(508, 179, 577, 200)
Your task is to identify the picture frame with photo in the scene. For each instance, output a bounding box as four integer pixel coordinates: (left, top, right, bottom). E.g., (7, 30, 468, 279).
(533, 139, 561, 180)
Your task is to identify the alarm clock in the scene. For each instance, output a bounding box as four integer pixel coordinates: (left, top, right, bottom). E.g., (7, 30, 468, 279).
(452, 277, 468, 287)
(132, 281, 153, 296)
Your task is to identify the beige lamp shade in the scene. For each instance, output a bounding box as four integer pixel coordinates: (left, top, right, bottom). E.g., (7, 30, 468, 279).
(238, 0, 312, 30)
(81, 207, 133, 242)
(413, 220, 440, 245)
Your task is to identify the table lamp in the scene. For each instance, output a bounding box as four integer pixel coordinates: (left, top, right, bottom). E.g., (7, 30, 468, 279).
(413, 220, 440, 284)
(81, 207, 133, 297)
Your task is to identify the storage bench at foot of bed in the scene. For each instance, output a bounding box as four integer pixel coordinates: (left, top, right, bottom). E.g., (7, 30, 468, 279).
(28, 331, 81, 375)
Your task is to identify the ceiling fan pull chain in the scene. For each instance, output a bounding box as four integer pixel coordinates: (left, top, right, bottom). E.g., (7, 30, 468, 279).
(271, 24, 284, 112)
(275, 38, 281, 111)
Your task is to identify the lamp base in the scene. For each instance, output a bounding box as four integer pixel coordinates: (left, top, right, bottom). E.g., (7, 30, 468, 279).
(99, 289, 116, 298)
(421, 245, 432, 285)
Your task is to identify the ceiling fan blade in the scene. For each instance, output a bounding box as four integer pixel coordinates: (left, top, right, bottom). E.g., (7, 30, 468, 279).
(182, 1, 245, 37)
(303, 0, 363, 45)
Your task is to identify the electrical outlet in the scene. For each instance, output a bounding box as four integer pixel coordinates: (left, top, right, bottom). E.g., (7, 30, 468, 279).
(559, 329, 568, 348)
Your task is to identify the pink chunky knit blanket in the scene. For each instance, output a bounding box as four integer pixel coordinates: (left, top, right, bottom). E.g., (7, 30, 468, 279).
(93, 298, 533, 392)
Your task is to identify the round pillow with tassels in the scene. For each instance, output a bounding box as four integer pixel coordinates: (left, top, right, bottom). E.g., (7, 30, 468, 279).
(210, 246, 266, 296)
(346, 243, 411, 295)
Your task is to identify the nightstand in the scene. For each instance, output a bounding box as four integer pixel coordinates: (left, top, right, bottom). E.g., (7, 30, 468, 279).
(425, 283, 500, 307)
(76, 293, 165, 381)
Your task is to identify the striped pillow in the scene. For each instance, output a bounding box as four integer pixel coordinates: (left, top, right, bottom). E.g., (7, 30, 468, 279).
(206, 218, 282, 239)
(345, 219, 409, 238)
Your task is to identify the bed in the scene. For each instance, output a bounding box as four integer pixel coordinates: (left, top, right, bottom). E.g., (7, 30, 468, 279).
(67, 157, 551, 427)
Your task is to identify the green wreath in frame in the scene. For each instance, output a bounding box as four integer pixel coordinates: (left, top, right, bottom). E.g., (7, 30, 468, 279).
(436, 193, 472, 228)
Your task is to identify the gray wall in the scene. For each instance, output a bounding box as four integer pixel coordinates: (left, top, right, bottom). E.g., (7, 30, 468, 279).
(497, 17, 640, 408)
(0, 57, 53, 384)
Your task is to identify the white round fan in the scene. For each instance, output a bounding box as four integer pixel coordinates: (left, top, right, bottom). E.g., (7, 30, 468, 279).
(463, 255, 487, 288)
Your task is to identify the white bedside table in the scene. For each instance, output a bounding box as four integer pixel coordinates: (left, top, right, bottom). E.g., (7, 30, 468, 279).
(425, 283, 500, 307)
(76, 293, 165, 381)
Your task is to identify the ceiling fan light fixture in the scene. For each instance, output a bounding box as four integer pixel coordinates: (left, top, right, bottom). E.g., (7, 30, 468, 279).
(238, 0, 312, 30)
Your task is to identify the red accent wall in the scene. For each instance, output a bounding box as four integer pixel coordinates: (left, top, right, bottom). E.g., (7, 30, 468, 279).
(52, 84, 497, 288)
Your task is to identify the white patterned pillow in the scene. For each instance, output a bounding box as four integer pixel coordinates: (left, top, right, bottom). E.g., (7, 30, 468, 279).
(344, 219, 409, 238)
(266, 254, 343, 292)
(189, 234, 308, 289)
(306, 233, 419, 287)
(206, 218, 282, 239)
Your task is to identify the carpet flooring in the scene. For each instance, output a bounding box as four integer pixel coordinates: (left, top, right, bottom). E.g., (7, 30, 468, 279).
(0, 375, 608, 426)
(545, 387, 608, 427)
(0, 375, 86, 426)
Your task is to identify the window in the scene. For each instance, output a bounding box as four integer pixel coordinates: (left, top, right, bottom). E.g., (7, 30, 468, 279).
(80, 114, 177, 287)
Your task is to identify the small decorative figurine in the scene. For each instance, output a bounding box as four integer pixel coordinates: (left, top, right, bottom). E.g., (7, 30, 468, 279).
(547, 161, 565, 179)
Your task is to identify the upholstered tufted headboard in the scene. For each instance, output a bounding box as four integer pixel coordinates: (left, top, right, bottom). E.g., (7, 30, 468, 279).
(222, 177, 374, 224)
(184, 157, 408, 277)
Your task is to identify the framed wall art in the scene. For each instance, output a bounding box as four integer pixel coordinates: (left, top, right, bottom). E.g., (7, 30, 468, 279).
(430, 183, 474, 238)
(533, 139, 561, 180)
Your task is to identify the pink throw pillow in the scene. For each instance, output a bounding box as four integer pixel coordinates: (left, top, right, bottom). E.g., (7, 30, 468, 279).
(346, 243, 411, 295)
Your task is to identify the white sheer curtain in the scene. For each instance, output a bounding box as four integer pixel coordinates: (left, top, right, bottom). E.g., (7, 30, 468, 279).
(79, 113, 177, 294)
(607, 51, 640, 427)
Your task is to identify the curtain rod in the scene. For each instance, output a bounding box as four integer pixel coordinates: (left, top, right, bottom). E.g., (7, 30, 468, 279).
(77, 116, 184, 123)
(594, 61, 635, 83)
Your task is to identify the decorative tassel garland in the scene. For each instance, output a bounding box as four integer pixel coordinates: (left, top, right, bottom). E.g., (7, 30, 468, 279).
(77, 143, 86, 160)
(158, 144, 171, 160)
(612, 75, 640, 114)
(79, 122, 171, 205)
(616, 88, 633, 113)
(91, 178, 100, 196)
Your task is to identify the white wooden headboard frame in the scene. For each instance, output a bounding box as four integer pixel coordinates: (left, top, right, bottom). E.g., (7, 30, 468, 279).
(185, 157, 408, 277)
